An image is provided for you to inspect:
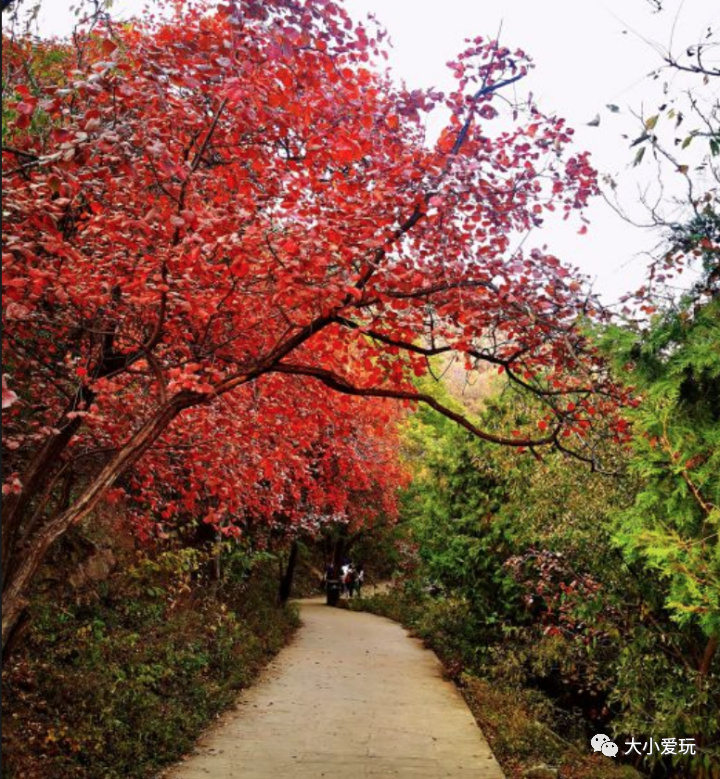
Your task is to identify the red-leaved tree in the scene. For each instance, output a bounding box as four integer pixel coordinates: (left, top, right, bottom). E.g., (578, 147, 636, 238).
(115, 378, 406, 544)
(2, 0, 624, 648)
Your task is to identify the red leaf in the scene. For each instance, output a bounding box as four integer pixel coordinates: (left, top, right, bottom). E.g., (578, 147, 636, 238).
(16, 100, 37, 116)
(101, 38, 118, 55)
(2, 376, 19, 410)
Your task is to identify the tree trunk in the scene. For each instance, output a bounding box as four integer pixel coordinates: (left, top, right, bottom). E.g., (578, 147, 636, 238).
(212, 533, 222, 582)
(2, 401, 88, 590)
(695, 633, 718, 747)
(332, 536, 345, 576)
(2, 328, 148, 590)
(279, 540, 299, 605)
(1, 392, 197, 652)
(699, 633, 718, 680)
(332, 529, 361, 574)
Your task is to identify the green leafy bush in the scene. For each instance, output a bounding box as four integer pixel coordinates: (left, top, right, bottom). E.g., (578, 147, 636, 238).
(2, 546, 299, 779)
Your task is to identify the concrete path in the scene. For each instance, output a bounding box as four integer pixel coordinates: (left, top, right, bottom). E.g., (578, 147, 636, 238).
(165, 598, 505, 779)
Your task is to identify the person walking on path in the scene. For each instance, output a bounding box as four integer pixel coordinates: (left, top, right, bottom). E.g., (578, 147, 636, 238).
(340, 561, 351, 596)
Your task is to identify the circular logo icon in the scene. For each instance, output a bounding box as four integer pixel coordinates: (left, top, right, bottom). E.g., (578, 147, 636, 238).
(601, 741, 619, 757)
(591, 734, 610, 752)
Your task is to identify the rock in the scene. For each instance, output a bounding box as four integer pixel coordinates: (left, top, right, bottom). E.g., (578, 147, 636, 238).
(85, 548, 116, 581)
(69, 548, 117, 589)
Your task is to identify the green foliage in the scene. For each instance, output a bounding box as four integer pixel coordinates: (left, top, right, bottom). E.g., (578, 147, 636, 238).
(367, 356, 719, 776)
(669, 208, 720, 289)
(591, 292, 720, 777)
(601, 296, 720, 639)
(400, 379, 527, 629)
(612, 624, 720, 777)
(1, 546, 299, 779)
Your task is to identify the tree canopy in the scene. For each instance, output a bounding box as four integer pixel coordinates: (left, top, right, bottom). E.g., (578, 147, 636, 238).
(1, 0, 625, 647)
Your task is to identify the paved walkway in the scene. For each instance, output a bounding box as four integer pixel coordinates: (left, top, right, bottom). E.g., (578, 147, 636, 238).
(166, 598, 505, 779)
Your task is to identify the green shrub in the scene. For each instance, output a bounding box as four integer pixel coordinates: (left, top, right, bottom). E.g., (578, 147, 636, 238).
(2, 549, 299, 779)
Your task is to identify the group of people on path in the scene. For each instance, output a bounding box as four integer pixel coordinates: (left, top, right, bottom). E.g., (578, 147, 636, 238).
(323, 560, 365, 598)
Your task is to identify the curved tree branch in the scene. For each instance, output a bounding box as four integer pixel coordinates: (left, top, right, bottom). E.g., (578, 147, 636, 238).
(270, 361, 559, 448)
(334, 316, 599, 398)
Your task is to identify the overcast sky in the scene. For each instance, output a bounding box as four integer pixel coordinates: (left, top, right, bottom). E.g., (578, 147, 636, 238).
(20, 0, 718, 304)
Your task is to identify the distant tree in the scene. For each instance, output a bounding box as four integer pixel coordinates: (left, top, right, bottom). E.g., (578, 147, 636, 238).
(603, 10, 719, 306)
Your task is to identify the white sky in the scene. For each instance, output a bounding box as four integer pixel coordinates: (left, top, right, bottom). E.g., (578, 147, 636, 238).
(17, 0, 719, 304)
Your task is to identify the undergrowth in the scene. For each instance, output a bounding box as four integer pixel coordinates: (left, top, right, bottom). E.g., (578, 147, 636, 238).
(2, 546, 299, 779)
(350, 589, 641, 779)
